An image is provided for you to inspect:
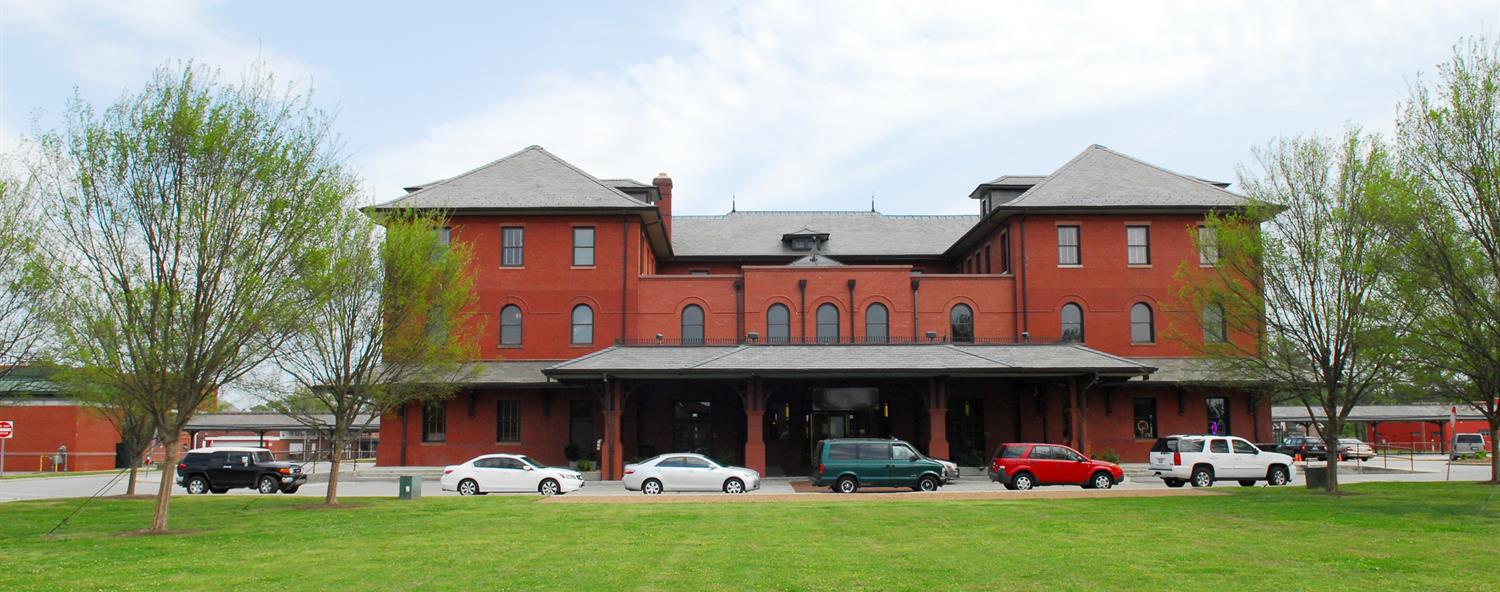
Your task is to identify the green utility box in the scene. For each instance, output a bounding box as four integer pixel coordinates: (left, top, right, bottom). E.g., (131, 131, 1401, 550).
(1304, 466, 1327, 490)
(398, 475, 421, 500)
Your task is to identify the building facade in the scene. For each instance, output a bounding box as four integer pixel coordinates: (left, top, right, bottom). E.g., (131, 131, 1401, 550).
(374, 144, 1272, 476)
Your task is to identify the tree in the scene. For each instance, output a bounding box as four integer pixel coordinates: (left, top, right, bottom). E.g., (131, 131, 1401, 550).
(31, 63, 353, 532)
(1381, 36, 1500, 482)
(266, 206, 477, 505)
(1177, 129, 1408, 494)
(0, 170, 51, 378)
(62, 367, 157, 495)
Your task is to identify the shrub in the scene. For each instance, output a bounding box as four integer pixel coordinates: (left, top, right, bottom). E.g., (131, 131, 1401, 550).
(1097, 448, 1122, 464)
(575, 459, 594, 472)
(563, 442, 580, 462)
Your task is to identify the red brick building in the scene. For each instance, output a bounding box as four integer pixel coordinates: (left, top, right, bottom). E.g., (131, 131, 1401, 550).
(0, 366, 126, 472)
(373, 144, 1271, 476)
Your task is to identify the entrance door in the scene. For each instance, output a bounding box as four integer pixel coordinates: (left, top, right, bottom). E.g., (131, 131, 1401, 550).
(674, 401, 713, 455)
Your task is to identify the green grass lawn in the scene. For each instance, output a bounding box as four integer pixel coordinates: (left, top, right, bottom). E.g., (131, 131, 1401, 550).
(1, 483, 1497, 591)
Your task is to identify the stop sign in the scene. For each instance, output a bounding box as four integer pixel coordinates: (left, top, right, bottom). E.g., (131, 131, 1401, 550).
(0, 421, 12, 439)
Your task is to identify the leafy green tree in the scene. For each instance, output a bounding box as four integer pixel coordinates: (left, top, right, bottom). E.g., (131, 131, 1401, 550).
(1177, 129, 1408, 494)
(266, 206, 478, 505)
(31, 63, 354, 532)
(0, 170, 51, 377)
(1380, 36, 1500, 482)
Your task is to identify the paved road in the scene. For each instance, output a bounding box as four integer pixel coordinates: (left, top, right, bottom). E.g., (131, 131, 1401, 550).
(2, 456, 1492, 502)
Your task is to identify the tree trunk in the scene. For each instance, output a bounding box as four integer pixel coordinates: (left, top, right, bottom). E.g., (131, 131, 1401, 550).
(324, 421, 349, 505)
(1322, 418, 1341, 494)
(126, 462, 139, 496)
(149, 438, 178, 532)
(1490, 415, 1499, 484)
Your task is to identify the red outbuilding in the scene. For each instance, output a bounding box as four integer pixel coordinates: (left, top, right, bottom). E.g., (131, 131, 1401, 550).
(372, 144, 1273, 477)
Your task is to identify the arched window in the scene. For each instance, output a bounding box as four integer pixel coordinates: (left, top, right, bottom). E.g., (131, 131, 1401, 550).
(865, 303, 889, 343)
(681, 304, 705, 345)
(500, 305, 522, 346)
(1060, 303, 1084, 343)
(767, 304, 790, 344)
(816, 303, 840, 343)
(571, 304, 593, 345)
(950, 304, 974, 343)
(1203, 304, 1226, 343)
(1130, 303, 1155, 344)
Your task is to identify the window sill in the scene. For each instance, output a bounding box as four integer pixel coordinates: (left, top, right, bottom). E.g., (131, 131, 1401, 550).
(498, 344, 522, 349)
(1131, 342, 1158, 347)
(499, 266, 526, 270)
(420, 441, 446, 446)
(1127, 264, 1153, 268)
(569, 344, 596, 348)
(1199, 263, 1217, 268)
(495, 441, 521, 446)
(571, 266, 597, 270)
(1057, 264, 1083, 269)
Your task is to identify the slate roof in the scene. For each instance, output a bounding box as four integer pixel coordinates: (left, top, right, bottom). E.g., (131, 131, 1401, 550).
(671, 211, 979, 259)
(544, 344, 1155, 379)
(996, 145, 1247, 210)
(186, 412, 379, 431)
(1272, 405, 1488, 422)
(457, 360, 559, 385)
(372, 146, 652, 211)
(1127, 357, 1268, 384)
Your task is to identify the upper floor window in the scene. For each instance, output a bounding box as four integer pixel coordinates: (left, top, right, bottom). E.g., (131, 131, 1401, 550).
(767, 304, 790, 344)
(791, 237, 816, 251)
(1203, 304, 1227, 343)
(500, 305, 522, 346)
(573, 227, 595, 266)
(865, 303, 889, 343)
(1197, 225, 1218, 265)
(571, 304, 594, 345)
(950, 304, 974, 343)
(1126, 225, 1151, 265)
(1130, 303, 1155, 344)
(816, 304, 840, 343)
(438, 227, 452, 246)
(681, 304, 705, 345)
(501, 227, 524, 267)
(1060, 303, 1084, 342)
(1057, 225, 1081, 266)
(998, 230, 1012, 274)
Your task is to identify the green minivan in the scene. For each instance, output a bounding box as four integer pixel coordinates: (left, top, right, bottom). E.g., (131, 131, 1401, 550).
(810, 438, 947, 493)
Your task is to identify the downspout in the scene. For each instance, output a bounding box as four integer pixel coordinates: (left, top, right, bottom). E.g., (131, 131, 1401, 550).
(847, 279, 857, 343)
(1018, 214, 1030, 339)
(798, 279, 808, 342)
(620, 218, 629, 342)
(910, 279, 921, 340)
(734, 278, 745, 344)
(399, 405, 409, 466)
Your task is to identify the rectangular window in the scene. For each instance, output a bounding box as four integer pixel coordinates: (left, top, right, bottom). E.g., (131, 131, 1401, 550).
(501, 227, 524, 267)
(982, 245, 992, 274)
(1126, 225, 1150, 265)
(573, 227, 595, 266)
(438, 227, 452, 246)
(1206, 397, 1231, 436)
(998, 230, 1012, 274)
(496, 400, 521, 443)
(1133, 397, 1157, 439)
(1198, 225, 1218, 265)
(1057, 225, 1080, 265)
(422, 401, 446, 443)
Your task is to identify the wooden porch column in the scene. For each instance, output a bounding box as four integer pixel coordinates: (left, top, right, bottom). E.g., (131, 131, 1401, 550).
(1068, 377, 1082, 451)
(928, 377, 950, 460)
(602, 380, 625, 480)
(744, 377, 766, 475)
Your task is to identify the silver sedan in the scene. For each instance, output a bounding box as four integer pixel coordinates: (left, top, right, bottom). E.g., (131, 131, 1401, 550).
(622, 453, 761, 494)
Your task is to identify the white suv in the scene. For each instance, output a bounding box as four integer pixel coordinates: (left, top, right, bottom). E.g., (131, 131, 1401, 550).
(1148, 435, 1295, 488)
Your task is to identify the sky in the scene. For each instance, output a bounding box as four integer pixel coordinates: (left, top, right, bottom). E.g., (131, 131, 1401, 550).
(2, 1, 1495, 216)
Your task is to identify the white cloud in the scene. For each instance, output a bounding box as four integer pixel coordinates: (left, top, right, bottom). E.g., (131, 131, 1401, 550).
(0, 0, 323, 95)
(363, 0, 1480, 213)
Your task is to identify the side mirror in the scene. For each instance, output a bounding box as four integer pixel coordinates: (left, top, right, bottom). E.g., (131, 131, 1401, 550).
(909, 456, 919, 462)
(523, 465, 534, 471)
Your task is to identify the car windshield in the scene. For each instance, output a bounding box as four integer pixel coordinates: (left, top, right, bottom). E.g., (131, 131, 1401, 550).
(253, 451, 275, 463)
(518, 455, 547, 468)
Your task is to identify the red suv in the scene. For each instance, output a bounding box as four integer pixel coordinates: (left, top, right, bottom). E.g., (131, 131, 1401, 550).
(987, 443, 1124, 490)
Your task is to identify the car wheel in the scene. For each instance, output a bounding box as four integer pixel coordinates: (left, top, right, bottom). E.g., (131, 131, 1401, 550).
(916, 475, 939, 492)
(457, 478, 479, 496)
(1090, 472, 1114, 490)
(1238, 480, 1257, 487)
(1011, 473, 1035, 491)
(1267, 466, 1289, 486)
(1163, 478, 1185, 488)
(1190, 467, 1213, 488)
(835, 476, 859, 494)
(185, 476, 208, 495)
(257, 475, 279, 494)
(723, 477, 746, 494)
(538, 478, 560, 496)
(642, 479, 663, 495)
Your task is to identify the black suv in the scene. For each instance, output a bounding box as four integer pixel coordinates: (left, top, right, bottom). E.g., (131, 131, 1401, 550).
(1277, 435, 1327, 460)
(176, 447, 306, 494)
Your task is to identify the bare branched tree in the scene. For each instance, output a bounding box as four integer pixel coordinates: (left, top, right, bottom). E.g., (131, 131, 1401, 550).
(0, 170, 51, 378)
(31, 63, 353, 532)
(1177, 129, 1408, 494)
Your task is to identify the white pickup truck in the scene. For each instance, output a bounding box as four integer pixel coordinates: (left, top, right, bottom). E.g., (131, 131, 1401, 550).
(1148, 435, 1295, 488)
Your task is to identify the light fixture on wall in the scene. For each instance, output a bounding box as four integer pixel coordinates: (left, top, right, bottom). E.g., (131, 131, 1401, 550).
(964, 401, 971, 417)
(883, 402, 889, 418)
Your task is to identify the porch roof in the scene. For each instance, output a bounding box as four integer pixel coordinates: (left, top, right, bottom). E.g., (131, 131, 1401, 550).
(543, 343, 1155, 380)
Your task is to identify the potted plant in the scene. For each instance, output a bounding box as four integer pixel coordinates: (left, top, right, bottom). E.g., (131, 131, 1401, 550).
(564, 442, 580, 468)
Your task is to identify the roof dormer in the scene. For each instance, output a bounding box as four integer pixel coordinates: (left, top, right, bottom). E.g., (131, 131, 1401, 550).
(781, 227, 830, 252)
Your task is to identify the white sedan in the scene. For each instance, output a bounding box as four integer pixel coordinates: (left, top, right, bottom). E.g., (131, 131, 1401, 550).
(622, 453, 761, 494)
(440, 454, 585, 496)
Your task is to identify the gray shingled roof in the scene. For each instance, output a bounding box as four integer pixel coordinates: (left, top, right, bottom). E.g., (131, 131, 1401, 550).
(1272, 404, 1487, 422)
(458, 360, 558, 385)
(671, 211, 978, 258)
(998, 145, 1247, 210)
(372, 146, 652, 211)
(544, 344, 1155, 378)
(1127, 357, 1268, 384)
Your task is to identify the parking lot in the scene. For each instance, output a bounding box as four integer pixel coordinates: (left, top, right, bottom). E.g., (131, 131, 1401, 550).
(2, 455, 1491, 502)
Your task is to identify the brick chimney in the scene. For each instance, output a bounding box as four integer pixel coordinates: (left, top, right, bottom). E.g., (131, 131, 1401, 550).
(653, 172, 673, 239)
